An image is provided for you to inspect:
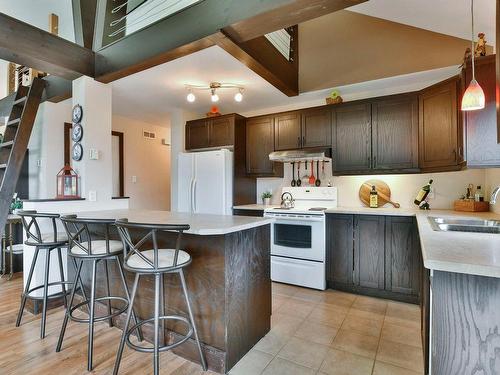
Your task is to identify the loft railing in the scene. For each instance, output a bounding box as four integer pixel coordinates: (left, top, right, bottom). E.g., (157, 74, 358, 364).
(95, 0, 203, 49)
(264, 27, 295, 62)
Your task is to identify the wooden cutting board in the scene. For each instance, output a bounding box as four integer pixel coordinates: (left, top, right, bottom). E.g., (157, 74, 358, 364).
(359, 179, 400, 208)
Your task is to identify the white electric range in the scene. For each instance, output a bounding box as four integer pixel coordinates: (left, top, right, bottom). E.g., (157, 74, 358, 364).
(264, 187, 337, 290)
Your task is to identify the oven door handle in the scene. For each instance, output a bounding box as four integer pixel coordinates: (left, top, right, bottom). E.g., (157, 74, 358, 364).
(264, 215, 324, 222)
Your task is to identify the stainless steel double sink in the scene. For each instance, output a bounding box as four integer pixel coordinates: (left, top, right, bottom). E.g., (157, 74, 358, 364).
(428, 217, 500, 234)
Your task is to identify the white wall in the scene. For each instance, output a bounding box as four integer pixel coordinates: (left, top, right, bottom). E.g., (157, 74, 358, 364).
(0, 0, 75, 42)
(485, 168, 500, 214)
(28, 99, 72, 199)
(112, 115, 171, 210)
(257, 164, 488, 210)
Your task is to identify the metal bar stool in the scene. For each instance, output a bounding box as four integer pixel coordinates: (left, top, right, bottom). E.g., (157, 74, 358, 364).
(1, 214, 22, 280)
(113, 219, 207, 375)
(15, 210, 72, 339)
(56, 215, 144, 371)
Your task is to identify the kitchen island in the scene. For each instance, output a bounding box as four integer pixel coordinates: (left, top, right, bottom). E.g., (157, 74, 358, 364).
(67, 209, 273, 374)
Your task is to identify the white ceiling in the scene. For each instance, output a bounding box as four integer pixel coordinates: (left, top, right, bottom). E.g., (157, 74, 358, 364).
(349, 0, 496, 46)
(112, 46, 460, 125)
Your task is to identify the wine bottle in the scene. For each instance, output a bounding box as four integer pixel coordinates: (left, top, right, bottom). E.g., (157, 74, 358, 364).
(414, 179, 433, 205)
(369, 185, 378, 208)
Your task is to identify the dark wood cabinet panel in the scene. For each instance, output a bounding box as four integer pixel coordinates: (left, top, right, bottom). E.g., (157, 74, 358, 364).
(246, 116, 281, 176)
(497, 1, 500, 143)
(354, 215, 385, 290)
(274, 111, 301, 150)
(372, 96, 418, 170)
(209, 116, 234, 147)
(326, 214, 354, 287)
(185, 119, 210, 150)
(301, 107, 332, 148)
(463, 55, 500, 167)
(418, 77, 461, 170)
(332, 103, 372, 172)
(385, 216, 420, 296)
(233, 208, 264, 217)
(421, 267, 430, 375)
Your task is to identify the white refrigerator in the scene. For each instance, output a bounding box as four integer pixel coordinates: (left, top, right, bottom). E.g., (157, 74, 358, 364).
(177, 149, 233, 215)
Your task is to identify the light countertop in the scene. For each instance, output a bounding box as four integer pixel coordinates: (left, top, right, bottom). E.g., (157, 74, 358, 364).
(233, 204, 279, 210)
(68, 209, 273, 236)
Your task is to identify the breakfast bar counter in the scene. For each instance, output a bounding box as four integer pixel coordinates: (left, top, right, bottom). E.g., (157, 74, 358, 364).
(69, 209, 272, 374)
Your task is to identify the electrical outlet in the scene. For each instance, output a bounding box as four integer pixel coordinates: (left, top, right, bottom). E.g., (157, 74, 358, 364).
(428, 187, 435, 199)
(88, 190, 97, 202)
(36, 159, 42, 167)
(132, 176, 137, 183)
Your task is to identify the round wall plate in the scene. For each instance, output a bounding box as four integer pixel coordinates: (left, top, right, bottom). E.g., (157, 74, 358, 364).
(72, 143, 83, 161)
(71, 123, 83, 142)
(72, 104, 83, 123)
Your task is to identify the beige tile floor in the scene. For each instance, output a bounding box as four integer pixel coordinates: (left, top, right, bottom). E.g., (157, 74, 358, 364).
(230, 282, 424, 375)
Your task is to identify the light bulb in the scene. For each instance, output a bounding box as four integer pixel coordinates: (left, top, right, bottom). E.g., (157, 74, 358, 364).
(461, 79, 485, 111)
(211, 91, 219, 102)
(234, 90, 243, 102)
(186, 91, 196, 103)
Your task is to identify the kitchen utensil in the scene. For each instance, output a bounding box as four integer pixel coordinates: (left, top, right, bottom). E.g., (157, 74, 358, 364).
(296, 161, 302, 186)
(308, 161, 316, 185)
(321, 160, 325, 178)
(359, 179, 401, 208)
(280, 192, 295, 209)
(315, 160, 321, 186)
(291, 162, 296, 186)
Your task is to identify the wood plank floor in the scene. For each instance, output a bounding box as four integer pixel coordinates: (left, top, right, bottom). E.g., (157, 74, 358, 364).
(0, 274, 214, 375)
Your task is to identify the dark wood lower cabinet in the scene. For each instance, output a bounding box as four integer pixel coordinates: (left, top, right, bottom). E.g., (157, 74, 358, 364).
(354, 215, 385, 290)
(326, 214, 421, 304)
(232, 208, 264, 217)
(431, 271, 500, 374)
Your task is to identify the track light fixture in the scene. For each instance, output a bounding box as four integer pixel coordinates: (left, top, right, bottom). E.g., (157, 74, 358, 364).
(185, 82, 245, 103)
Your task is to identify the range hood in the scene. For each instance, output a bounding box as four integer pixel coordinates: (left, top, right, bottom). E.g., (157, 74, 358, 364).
(269, 148, 332, 163)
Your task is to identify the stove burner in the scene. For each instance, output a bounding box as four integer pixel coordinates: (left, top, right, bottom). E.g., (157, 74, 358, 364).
(309, 207, 327, 211)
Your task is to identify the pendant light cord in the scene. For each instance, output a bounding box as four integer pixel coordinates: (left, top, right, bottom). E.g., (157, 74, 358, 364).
(471, 0, 476, 80)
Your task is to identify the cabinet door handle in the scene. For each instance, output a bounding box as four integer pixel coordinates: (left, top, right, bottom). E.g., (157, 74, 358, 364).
(302, 136, 305, 146)
(373, 156, 377, 168)
(297, 136, 301, 147)
(452, 149, 457, 160)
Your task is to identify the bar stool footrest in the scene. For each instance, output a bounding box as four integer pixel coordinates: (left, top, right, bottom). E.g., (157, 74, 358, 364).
(125, 315, 194, 353)
(24, 281, 74, 301)
(69, 296, 129, 323)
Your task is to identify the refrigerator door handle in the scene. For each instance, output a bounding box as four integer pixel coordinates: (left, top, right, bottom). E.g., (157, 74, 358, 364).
(190, 179, 195, 213)
(192, 179, 197, 213)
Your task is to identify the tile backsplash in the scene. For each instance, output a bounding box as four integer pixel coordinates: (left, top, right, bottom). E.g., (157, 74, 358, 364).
(257, 163, 493, 209)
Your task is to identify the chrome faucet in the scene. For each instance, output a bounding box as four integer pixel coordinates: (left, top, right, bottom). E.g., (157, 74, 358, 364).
(491, 186, 500, 204)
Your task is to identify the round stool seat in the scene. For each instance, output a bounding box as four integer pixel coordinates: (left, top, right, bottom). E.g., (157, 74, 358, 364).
(70, 240, 123, 256)
(126, 249, 191, 271)
(5, 244, 23, 254)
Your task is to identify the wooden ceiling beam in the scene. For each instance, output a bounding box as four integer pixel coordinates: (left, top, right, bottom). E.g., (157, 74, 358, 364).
(72, 0, 98, 49)
(0, 12, 95, 80)
(224, 0, 366, 43)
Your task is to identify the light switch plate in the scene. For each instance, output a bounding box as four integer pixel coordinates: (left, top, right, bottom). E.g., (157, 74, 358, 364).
(132, 176, 137, 183)
(428, 187, 435, 199)
(89, 149, 99, 160)
(88, 190, 97, 202)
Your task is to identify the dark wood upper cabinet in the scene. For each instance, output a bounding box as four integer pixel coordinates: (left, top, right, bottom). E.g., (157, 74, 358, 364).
(209, 116, 234, 148)
(301, 107, 332, 148)
(274, 111, 301, 150)
(354, 215, 385, 290)
(185, 118, 210, 150)
(186, 114, 237, 150)
(332, 103, 372, 172)
(372, 95, 419, 170)
(385, 216, 421, 297)
(246, 115, 282, 176)
(326, 214, 354, 288)
(463, 55, 500, 167)
(497, 0, 500, 143)
(418, 76, 462, 170)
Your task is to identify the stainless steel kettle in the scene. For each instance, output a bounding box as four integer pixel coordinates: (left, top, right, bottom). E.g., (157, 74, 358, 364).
(280, 192, 295, 209)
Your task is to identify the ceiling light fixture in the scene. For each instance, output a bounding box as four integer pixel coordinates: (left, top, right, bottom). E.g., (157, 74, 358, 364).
(185, 82, 245, 103)
(461, 0, 485, 111)
(186, 89, 196, 103)
(234, 89, 244, 102)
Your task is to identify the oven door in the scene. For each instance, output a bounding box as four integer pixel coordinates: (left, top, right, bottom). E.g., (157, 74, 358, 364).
(268, 215, 325, 262)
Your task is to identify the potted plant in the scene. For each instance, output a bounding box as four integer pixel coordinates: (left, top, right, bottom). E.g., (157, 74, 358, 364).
(261, 191, 272, 206)
(10, 193, 22, 214)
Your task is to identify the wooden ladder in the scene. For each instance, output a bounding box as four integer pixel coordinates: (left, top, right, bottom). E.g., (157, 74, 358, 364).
(0, 77, 45, 238)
